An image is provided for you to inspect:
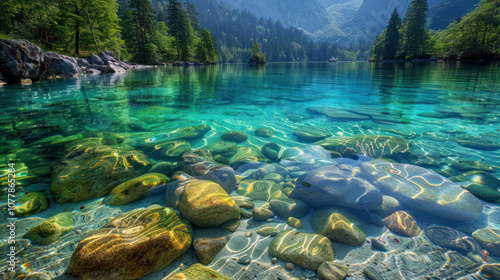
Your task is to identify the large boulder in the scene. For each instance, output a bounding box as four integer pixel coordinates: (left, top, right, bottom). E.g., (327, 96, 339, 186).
(69, 205, 192, 280)
(230, 147, 270, 168)
(291, 166, 383, 209)
(179, 180, 240, 227)
(237, 179, 283, 201)
(43, 51, 81, 77)
(0, 39, 45, 83)
(269, 230, 335, 271)
(50, 138, 151, 203)
(90, 53, 104, 65)
(360, 160, 484, 222)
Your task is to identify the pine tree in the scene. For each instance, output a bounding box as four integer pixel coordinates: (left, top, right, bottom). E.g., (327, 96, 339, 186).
(383, 8, 402, 59)
(166, 0, 183, 59)
(128, 0, 156, 63)
(200, 28, 216, 62)
(402, 0, 428, 58)
(186, 0, 200, 32)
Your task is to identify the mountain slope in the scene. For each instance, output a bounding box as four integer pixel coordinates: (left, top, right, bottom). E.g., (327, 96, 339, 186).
(216, 0, 331, 32)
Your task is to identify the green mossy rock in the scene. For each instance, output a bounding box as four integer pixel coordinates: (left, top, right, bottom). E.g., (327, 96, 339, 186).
(261, 143, 283, 162)
(255, 127, 274, 138)
(257, 227, 280, 237)
(147, 140, 191, 161)
(268, 230, 335, 271)
(293, 126, 331, 142)
(230, 147, 270, 168)
(311, 207, 366, 247)
(193, 237, 228, 265)
(179, 180, 240, 227)
(287, 217, 302, 229)
(317, 261, 349, 280)
(148, 162, 173, 176)
(69, 205, 192, 280)
(204, 141, 238, 158)
(23, 212, 74, 245)
(166, 263, 231, 280)
(221, 131, 248, 143)
(103, 173, 169, 206)
(237, 179, 283, 201)
(50, 138, 151, 203)
(269, 196, 309, 219)
(14, 192, 49, 217)
(451, 160, 495, 173)
(134, 106, 182, 124)
(252, 203, 274, 220)
(317, 135, 411, 159)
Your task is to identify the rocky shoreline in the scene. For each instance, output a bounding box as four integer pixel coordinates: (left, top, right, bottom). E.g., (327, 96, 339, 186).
(0, 39, 154, 85)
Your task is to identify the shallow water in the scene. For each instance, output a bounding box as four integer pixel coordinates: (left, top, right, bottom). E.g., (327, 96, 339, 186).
(1, 62, 500, 279)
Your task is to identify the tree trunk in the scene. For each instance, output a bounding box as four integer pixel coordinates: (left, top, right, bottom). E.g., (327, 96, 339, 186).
(86, 9, 100, 53)
(481, 24, 488, 55)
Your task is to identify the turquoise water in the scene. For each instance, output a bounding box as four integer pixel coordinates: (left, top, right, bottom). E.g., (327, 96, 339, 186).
(1, 62, 500, 279)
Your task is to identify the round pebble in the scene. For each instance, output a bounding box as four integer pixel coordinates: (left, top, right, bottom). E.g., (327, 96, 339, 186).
(266, 218, 273, 223)
(271, 257, 278, 264)
(285, 262, 295, 270)
(245, 231, 253, 237)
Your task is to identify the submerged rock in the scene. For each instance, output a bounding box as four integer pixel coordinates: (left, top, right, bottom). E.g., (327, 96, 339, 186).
(237, 179, 283, 201)
(69, 205, 192, 280)
(147, 140, 191, 161)
(203, 140, 238, 158)
(472, 228, 500, 256)
(269, 230, 335, 271)
(291, 166, 383, 209)
(281, 145, 335, 165)
(103, 173, 169, 206)
(132, 125, 212, 147)
(50, 138, 151, 203)
(317, 261, 349, 280)
(257, 227, 280, 236)
(221, 131, 248, 143)
(14, 192, 49, 217)
(193, 237, 228, 264)
(382, 211, 420, 237)
(179, 180, 240, 227)
(255, 127, 274, 138)
(425, 226, 483, 254)
(316, 135, 411, 159)
(261, 143, 283, 162)
(454, 136, 500, 151)
(310, 207, 366, 246)
(293, 126, 332, 142)
(23, 212, 74, 245)
(166, 263, 231, 280)
(450, 171, 500, 202)
(450, 160, 495, 173)
(230, 147, 270, 168)
(360, 160, 483, 222)
(269, 196, 310, 219)
(133, 106, 182, 124)
(307, 106, 369, 121)
(252, 203, 275, 220)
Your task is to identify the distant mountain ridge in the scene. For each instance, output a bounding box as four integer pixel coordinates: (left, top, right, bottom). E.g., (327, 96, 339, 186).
(213, 0, 481, 44)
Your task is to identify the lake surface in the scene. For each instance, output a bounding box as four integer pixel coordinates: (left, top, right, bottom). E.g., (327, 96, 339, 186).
(1, 62, 500, 279)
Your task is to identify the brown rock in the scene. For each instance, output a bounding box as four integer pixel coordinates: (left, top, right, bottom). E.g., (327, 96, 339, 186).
(382, 211, 420, 237)
(193, 237, 228, 265)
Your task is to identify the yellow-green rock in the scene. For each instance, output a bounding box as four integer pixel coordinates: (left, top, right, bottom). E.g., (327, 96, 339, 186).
(23, 212, 74, 245)
(103, 173, 169, 206)
(50, 138, 151, 203)
(311, 207, 366, 246)
(287, 217, 302, 229)
(193, 237, 228, 264)
(252, 203, 274, 220)
(257, 227, 280, 237)
(269, 230, 335, 271)
(69, 205, 192, 280)
(14, 192, 49, 217)
(270, 196, 310, 219)
(179, 180, 240, 227)
(166, 263, 231, 280)
(237, 179, 283, 201)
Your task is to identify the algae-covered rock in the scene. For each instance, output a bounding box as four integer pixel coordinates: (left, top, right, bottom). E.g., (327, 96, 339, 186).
(221, 131, 247, 143)
(269, 230, 335, 271)
(131, 125, 212, 148)
(134, 106, 182, 124)
(147, 140, 191, 161)
(14, 192, 49, 217)
(193, 237, 228, 264)
(269, 196, 309, 219)
(103, 173, 169, 206)
(257, 227, 280, 236)
(316, 135, 411, 159)
(237, 179, 283, 201)
(69, 205, 192, 280)
(450, 160, 495, 173)
(310, 207, 366, 247)
(203, 140, 238, 158)
(50, 138, 151, 203)
(255, 127, 274, 138)
(148, 162, 173, 176)
(23, 212, 74, 245)
(179, 180, 240, 227)
(230, 147, 270, 168)
(166, 263, 231, 280)
(261, 143, 283, 162)
(293, 126, 331, 142)
(252, 203, 274, 220)
(317, 261, 349, 280)
(287, 217, 302, 229)
(382, 211, 420, 237)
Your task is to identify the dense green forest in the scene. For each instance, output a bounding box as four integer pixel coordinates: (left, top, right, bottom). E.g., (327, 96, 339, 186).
(0, 0, 369, 63)
(371, 0, 499, 61)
